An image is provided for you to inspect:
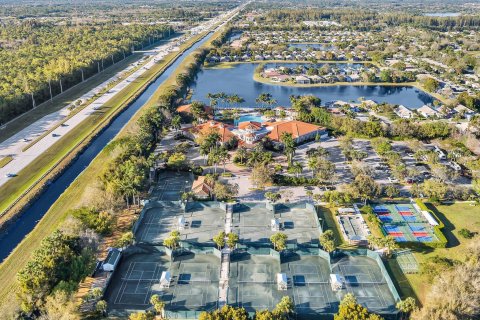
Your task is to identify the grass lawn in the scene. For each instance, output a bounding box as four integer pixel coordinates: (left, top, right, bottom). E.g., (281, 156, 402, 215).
(316, 205, 355, 249)
(393, 202, 480, 304)
(0, 26, 225, 308)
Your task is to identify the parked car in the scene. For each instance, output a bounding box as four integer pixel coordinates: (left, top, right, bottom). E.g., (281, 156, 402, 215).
(388, 177, 399, 183)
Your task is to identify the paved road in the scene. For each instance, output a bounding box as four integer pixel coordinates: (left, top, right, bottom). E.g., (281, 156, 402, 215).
(0, 6, 241, 188)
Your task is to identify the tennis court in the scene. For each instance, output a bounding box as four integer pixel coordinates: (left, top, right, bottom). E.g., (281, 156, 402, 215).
(395, 250, 419, 274)
(232, 203, 321, 246)
(136, 201, 224, 245)
(373, 203, 437, 243)
(228, 253, 281, 312)
(331, 254, 397, 313)
(105, 250, 220, 313)
(150, 171, 193, 201)
(282, 254, 338, 315)
(276, 205, 320, 246)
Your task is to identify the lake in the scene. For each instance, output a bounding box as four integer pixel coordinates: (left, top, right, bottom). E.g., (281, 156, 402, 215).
(190, 63, 434, 109)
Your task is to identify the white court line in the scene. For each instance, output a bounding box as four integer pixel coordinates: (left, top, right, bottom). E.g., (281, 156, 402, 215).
(115, 261, 137, 304)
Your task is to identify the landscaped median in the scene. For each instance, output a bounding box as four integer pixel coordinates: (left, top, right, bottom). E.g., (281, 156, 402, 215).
(0, 24, 230, 308)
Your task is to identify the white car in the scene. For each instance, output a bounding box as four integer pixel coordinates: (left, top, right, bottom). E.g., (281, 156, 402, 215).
(388, 177, 399, 183)
(5, 173, 16, 178)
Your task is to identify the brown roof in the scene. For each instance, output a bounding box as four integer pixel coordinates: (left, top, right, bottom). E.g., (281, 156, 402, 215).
(266, 120, 324, 141)
(176, 104, 213, 115)
(192, 176, 213, 197)
(187, 121, 235, 142)
(238, 121, 262, 130)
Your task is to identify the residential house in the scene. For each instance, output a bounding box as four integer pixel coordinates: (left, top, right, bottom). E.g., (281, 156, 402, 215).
(417, 105, 441, 118)
(395, 105, 415, 119)
(295, 75, 311, 84)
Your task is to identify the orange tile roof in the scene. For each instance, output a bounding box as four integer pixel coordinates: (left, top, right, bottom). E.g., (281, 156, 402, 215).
(192, 176, 213, 197)
(267, 120, 324, 141)
(238, 121, 262, 130)
(187, 121, 235, 143)
(177, 104, 192, 113)
(176, 104, 213, 115)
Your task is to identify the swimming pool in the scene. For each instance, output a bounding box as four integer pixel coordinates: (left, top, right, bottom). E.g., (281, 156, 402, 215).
(234, 114, 264, 126)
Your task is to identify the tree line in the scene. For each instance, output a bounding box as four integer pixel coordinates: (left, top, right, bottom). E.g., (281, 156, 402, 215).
(0, 21, 173, 124)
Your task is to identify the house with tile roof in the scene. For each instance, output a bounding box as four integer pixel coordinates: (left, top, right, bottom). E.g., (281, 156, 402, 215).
(176, 104, 213, 123)
(182, 121, 236, 145)
(265, 120, 328, 144)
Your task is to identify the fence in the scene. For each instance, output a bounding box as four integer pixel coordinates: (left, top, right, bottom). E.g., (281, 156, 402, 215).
(366, 250, 401, 302)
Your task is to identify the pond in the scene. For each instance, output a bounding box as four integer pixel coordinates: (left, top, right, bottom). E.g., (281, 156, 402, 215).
(289, 43, 336, 51)
(190, 63, 435, 109)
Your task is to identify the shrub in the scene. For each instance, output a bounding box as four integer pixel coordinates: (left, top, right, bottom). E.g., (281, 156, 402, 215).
(458, 228, 475, 239)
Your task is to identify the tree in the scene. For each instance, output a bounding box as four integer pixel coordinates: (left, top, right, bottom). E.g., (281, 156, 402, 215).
(334, 293, 383, 320)
(421, 77, 440, 93)
(319, 230, 336, 253)
(199, 305, 249, 320)
(163, 231, 180, 250)
(315, 158, 336, 184)
(347, 174, 381, 204)
(116, 231, 134, 249)
(251, 164, 272, 189)
(290, 161, 303, 178)
(212, 181, 238, 201)
(96, 300, 108, 317)
(227, 232, 239, 250)
(422, 179, 448, 202)
(273, 296, 295, 319)
(213, 231, 226, 249)
(396, 297, 417, 320)
(265, 191, 281, 203)
(270, 232, 288, 251)
(384, 185, 400, 198)
(150, 294, 165, 317)
(281, 132, 296, 166)
(167, 152, 187, 171)
(171, 114, 181, 131)
(129, 311, 155, 320)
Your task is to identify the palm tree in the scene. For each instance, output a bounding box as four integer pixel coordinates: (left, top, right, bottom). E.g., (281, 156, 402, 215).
(218, 147, 231, 173)
(291, 161, 303, 178)
(280, 132, 296, 166)
(235, 146, 248, 164)
(307, 156, 318, 178)
(150, 294, 165, 318)
(171, 115, 181, 131)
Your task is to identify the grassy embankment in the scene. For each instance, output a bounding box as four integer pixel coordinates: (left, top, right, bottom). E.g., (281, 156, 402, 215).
(0, 25, 226, 307)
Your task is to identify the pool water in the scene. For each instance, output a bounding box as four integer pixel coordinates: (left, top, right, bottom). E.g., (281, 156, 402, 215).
(234, 114, 264, 126)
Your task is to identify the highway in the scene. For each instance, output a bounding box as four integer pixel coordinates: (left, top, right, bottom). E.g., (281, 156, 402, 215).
(0, 5, 241, 188)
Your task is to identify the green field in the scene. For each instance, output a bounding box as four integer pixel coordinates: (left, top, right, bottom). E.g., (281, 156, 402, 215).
(401, 202, 480, 303)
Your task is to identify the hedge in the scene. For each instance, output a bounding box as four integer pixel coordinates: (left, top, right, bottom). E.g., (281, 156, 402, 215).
(414, 199, 448, 248)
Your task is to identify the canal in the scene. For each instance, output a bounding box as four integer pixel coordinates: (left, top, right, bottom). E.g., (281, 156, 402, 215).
(0, 32, 214, 262)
